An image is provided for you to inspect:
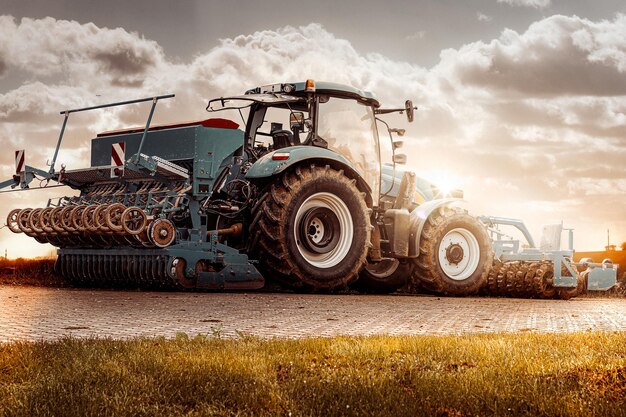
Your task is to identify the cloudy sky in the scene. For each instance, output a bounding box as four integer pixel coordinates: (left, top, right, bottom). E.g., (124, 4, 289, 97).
(1, 0, 625, 258)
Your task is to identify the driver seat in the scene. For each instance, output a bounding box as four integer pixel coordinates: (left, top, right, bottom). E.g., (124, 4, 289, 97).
(272, 130, 295, 150)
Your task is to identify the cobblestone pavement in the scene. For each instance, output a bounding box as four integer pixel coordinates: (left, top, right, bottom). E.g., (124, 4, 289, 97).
(1, 285, 625, 342)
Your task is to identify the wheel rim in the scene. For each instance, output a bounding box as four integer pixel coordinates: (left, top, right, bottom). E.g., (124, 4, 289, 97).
(437, 227, 480, 281)
(294, 192, 353, 269)
(7, 209, 22, 233)
(364, 258, 400, 278)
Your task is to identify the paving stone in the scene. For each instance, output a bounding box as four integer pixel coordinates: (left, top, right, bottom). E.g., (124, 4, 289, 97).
(0, 286, 625, 342)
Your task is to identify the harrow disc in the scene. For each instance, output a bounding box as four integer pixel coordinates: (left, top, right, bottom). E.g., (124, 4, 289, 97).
(104, 203, 126, 232)
(71, 206, 87, 232)
(17, 208, 33, 234)
(93, 204, 111, 233)
(136, 224, 155, 248)
(121, 207, 147, 235)
(149, 218, 176, 247)
(60, 206, 77, 233)
(6, 208, 22, 233)
(484, 260, 582, 299)
(82, 205, 100, 233)
(40, 208, 55, 233)
(28, 208, 44, 234)
(50, 207, 66, 233)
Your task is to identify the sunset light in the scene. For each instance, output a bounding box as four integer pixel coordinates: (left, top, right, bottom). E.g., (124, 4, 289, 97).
(0, 3, 625, 416)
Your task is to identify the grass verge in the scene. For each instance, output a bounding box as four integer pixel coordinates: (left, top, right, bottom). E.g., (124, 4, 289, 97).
(0, 258, 67, 287)
(1, 332, 625, 416)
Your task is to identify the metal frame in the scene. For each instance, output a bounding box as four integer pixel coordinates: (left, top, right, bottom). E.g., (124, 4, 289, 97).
(0, 94, 175, 193)
(480, 215, 617, 290)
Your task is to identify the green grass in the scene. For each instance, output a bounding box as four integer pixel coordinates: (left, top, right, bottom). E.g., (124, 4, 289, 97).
(1, 333, 625, 416)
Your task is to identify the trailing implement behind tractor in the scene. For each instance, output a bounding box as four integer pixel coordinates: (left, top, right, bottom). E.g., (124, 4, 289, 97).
(2, 81, 617, 297)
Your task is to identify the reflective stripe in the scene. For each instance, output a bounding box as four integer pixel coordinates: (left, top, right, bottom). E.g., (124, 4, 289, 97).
(110, 142, 125, 178)
(15, 150, 25, 173)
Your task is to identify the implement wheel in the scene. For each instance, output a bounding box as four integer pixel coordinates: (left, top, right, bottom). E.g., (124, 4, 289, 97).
(6, 208, 21, 233)
(71, 206, 87, 232)
(82, 205, 100, 233)
(50, 207, 66, 233)
(121, 207, 147, 235)
(28, 208, 44, 234)
(105, 203, 126, 232)
(39, 208, 55, 233)
(250, 165, 370, 290)
(412, 207, 493, 296)
(17, 208, 33, 235)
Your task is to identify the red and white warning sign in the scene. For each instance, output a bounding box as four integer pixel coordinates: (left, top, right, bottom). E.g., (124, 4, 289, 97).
(15, 150, 25, 174)
(110, 142, 125, 178)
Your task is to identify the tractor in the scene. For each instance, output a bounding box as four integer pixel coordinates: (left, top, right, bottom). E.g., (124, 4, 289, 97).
(2, 80, 617, 297)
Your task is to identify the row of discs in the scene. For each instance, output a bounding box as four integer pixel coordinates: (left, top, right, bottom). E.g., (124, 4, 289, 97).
(485, 260, 583, 299)
(6, 205, 176, 248)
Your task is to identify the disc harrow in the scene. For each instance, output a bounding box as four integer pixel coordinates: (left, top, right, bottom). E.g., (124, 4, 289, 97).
(485, 260, 582, 299)
(6, 180, 187, 250)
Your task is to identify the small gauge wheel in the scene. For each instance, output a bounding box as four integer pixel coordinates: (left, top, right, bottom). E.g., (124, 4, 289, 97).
(149, 218, 176, 248)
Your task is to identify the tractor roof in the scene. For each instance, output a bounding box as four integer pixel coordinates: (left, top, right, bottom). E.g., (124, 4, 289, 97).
(245, 80, 380, 108)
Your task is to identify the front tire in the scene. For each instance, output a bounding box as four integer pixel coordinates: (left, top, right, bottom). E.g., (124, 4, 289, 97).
(250, 165, 371, 290)
(412, 207, 493, 296)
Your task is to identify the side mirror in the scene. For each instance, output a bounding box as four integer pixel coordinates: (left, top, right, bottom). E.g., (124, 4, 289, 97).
(393, 140, 404, 150)
(290, 112, 305, 130)
(405, 100, 415, 123)
(393, 153, 407, 165)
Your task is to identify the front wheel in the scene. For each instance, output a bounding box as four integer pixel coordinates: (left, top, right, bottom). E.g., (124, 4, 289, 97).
(412, 207, 493, 296)
(249, 165, 371, 290)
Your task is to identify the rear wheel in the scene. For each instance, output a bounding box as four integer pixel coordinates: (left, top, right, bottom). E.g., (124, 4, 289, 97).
(250, 165, 370, 290)
(412, 207, 493, 296)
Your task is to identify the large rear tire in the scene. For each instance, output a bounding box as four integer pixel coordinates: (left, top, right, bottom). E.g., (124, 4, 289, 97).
(249, 165, 371, 290)
(412, 207, 493, 296)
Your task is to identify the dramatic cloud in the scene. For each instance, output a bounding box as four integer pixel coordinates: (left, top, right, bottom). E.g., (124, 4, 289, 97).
(0, 16, 166, 87)
(437, 14, 626, 97)
(0, 15, 624, 256)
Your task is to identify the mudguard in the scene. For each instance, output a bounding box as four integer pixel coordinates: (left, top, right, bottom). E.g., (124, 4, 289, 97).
(408, 198, 464, 257)
(246, 145, 366, 188)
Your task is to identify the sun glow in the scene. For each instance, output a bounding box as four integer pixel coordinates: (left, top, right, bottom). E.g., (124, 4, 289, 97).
(425, 171, 464, 198)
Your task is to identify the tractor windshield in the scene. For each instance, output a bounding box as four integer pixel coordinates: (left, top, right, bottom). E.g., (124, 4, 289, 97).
(317, 96, 380, 202)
